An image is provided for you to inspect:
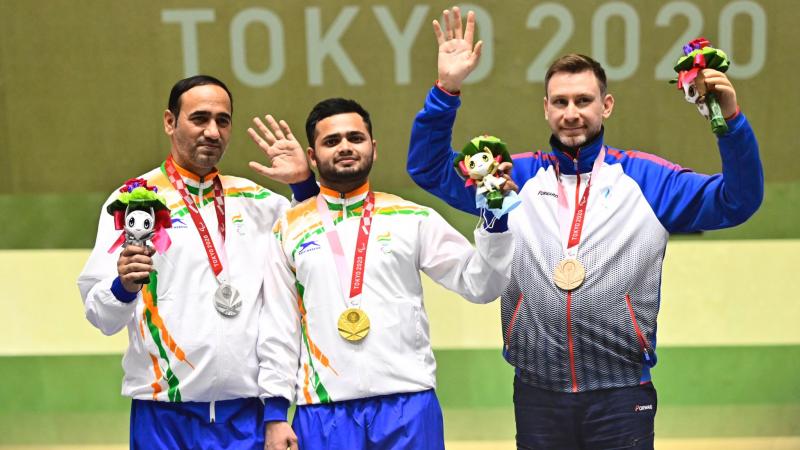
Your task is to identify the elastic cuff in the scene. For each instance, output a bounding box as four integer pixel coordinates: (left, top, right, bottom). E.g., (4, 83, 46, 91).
(111, 277, 138, 303)
(289, 172, 320, 203)
(724, 105, 741, 121)
(262, 397, 290, 424)
(435, 80, 460, 96)
(482, 212, 509, 232)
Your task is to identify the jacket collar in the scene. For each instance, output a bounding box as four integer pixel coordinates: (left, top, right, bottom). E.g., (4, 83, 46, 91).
(319, 181, 370, 204)
(549, 128, 605, 175)
(163, 157, 219, 190)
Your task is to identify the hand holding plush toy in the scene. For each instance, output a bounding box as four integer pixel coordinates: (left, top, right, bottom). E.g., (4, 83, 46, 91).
(454, 135, 520, 217)
(106, 178, 172, 283)
(671, 38, 731, 135)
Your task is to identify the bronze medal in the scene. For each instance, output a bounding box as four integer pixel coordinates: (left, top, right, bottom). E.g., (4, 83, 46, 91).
(554, 259, 585, 291)
(337, 308, 370, 342)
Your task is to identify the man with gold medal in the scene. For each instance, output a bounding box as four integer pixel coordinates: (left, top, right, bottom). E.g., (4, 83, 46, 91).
(407, 6, 764, 450)
(253, 98, 514, 450)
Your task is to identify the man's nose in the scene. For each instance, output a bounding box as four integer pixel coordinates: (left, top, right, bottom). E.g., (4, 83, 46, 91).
(564, 102, 579, 121)
(204, 121, 221, 140)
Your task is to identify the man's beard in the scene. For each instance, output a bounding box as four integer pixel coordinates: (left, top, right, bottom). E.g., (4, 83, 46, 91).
(315, 152, 374, 186)
(556, 125, 601, 150)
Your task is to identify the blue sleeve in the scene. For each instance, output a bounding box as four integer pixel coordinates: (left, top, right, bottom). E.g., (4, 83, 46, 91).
(262, 397, 290, 423)
(111, 276, 138, 303)
(622, 113, 763, 233)
(407, 86, 481, 215)
(289, 173, 320, 202)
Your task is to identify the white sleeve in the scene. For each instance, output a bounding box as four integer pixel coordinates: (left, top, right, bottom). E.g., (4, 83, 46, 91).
(76, 193, 138, 336)
(418, 210, 514, 304)
(257, 218, 302, 402)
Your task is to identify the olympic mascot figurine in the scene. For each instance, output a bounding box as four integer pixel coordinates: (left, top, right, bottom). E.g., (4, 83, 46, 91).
(106, 178, 172, 284)
(454, 135, 520, 217)
(671, 37, 731, 135)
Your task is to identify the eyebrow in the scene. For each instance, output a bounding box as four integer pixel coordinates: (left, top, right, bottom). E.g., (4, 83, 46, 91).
(322, 130, 365, 139)
(187, 110, 232, 120)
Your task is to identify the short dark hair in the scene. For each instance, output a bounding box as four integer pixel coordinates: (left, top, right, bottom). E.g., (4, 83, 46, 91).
(305, 98, 373, 148)
(545, 54, 608, 96)
(167, 75, 233, 121)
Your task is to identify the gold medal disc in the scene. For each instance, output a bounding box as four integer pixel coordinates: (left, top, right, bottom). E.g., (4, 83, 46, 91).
(337, 308, 370, 342)
(554, 259, 586, 291)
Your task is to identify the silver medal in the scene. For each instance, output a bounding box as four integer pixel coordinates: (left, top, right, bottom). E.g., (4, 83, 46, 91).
(214, 283, 241, 317)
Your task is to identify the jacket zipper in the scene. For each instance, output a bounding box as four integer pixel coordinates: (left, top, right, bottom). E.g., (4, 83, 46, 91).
(625, 293, 652, 365)
(201, 173, 222, 423)
(565, 154, 580, 393)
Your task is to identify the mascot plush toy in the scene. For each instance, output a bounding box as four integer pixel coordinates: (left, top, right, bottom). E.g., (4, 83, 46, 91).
(671, 37, 731, 135)
(454, 135, 520, 216)
(106, 178, 172, 283)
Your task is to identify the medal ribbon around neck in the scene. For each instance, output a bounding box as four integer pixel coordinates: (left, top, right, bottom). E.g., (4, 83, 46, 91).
(552, 147, 605, 291)
(164, 156, 230, 284)
(315, 191, 375, 308)
(555, 147, 606, 258)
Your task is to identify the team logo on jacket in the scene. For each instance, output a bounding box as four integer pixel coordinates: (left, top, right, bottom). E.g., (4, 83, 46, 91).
(376, 232, 392, 254)
(299, 240, 321, 255)
(231, 214, 245, 235)
(537, 190, 558, 198)
(634, 404, 653, 412)
(170, 217, 188, 229)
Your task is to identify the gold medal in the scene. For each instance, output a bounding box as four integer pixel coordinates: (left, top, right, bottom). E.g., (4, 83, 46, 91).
(554, 259, 585, 291)
(337, 308, 370, 342)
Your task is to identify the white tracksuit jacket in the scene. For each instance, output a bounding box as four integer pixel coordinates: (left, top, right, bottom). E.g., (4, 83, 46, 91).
(257, 183, 514, 410)
(78, 161, 288, 403)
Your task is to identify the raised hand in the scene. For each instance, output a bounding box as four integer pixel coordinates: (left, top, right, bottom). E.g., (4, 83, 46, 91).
(700, 69, 738, 118)
(248, 115, 311, 185)
(434, 6, 483, 94)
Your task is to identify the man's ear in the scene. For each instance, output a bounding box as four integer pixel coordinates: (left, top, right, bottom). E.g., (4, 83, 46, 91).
(164, 110, 176, 135)
(543, 96, 549, 120)
(307, 147, 317, 169)
(602, 94, 615, 119)
(372, 139, 378, 162)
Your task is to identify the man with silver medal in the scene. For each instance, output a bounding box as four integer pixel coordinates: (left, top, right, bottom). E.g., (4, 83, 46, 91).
(254, 98, 515, 450)
(407, 7, 764, 450)
(78, 75, 318, 449)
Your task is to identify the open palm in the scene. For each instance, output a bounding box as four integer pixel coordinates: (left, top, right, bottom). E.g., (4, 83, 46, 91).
(248, 115, 311, 185)
(434, 7, 482, 93)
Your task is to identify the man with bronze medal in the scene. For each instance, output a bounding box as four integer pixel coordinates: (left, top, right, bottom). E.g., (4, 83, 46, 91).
(407, 7, 763, 449)
(255, 98, 514, 450)
(78, 75, 318, 449)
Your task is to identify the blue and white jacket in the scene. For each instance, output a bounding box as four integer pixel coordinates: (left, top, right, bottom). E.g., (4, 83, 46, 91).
(407, 85, 763, 393)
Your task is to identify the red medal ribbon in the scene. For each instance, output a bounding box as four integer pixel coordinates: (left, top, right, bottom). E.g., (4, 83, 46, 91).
(349, 192, 374, 298)
(316, 191, 375, 306)
(164, 156, 226, 277)
(555, 147, 606, 254)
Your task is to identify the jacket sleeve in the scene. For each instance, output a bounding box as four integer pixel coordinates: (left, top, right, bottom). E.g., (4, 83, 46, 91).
(77, 192, 138, 336)
(624, 113, 764, 233)
(408, 85, 482, 215)
(418, 209, 514, 304)
(257, 217, 302, 421)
